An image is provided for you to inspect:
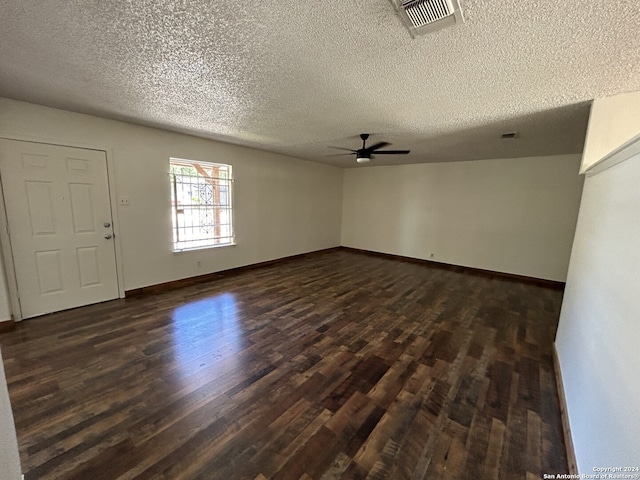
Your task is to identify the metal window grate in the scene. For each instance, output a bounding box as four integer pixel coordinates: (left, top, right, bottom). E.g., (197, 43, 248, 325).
(170, 158, 234, 251)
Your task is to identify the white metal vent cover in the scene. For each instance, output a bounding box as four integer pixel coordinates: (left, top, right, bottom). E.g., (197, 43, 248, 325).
(392, 0, 464, 37)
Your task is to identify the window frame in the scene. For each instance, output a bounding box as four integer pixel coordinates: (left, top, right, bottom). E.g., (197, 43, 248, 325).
(169, 157, 235, 253)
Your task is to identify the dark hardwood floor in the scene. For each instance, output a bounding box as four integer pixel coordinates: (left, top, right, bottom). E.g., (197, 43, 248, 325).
(0, 249, 568, 479)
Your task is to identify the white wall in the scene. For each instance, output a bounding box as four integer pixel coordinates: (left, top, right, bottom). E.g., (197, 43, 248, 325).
(0, 349, 22, 480)
(581, 90, 640, 172)
(0, 97, 343, 317)
(556, 143, 640, 471)
(342, 155, 584, 282)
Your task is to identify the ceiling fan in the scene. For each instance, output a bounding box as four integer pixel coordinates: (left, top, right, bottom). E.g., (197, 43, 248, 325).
(327, 133, 410, 163)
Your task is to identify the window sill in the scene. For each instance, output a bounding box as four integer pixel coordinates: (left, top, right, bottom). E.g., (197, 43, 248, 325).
(172, 243, 237, 254)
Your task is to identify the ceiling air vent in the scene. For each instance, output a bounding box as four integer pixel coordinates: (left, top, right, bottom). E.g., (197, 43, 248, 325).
(392, 0, 464, 37)
(501, 132, 519, 139)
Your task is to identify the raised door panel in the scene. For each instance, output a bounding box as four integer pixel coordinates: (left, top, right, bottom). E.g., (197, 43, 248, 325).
(25, 181, 57, 235)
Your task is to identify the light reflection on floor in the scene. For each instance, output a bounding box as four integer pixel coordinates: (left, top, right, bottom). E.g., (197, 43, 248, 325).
(169, 292, 246, 380)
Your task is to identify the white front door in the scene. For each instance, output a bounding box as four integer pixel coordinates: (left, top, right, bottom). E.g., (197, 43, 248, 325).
(0, 139, 119, 319)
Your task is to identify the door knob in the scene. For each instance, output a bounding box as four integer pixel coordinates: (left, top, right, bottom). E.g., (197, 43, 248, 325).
(104, 222, 111, 228)
(104, 233, 112, 239)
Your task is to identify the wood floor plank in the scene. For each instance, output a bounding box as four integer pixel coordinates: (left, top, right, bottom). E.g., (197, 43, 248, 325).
(0, 249, 568, 479)
(483, 418, 507, 479)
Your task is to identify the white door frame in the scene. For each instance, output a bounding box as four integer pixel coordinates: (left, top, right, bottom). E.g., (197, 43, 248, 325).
(0, 134, 126, 321)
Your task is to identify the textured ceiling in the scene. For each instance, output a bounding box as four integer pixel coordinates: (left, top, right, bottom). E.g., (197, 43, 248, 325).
(1, 0, 639, 167)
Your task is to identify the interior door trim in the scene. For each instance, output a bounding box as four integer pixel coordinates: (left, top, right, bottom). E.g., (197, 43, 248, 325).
(0, 135, 126, 321)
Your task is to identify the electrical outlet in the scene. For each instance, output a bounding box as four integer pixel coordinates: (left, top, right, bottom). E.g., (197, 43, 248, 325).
(119, 197, 130, 206)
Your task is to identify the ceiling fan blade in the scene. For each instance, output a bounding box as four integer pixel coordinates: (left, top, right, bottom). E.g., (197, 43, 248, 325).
(327, 146, 356, 152)
(371, 150, 411, 155)
(325, 153, 354, 157)
(364, 141, 390, 152)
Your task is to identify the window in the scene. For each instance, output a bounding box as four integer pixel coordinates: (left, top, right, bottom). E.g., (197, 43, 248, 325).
(170, 158, 234, 251)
